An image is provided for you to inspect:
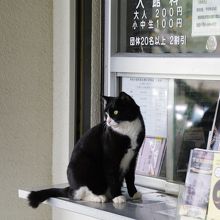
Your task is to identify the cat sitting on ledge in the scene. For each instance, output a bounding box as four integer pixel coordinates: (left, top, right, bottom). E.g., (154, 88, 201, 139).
(28, 92, 145, 208)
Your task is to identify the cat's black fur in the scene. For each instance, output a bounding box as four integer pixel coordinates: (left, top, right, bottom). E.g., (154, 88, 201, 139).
(28, 92, 145, 208)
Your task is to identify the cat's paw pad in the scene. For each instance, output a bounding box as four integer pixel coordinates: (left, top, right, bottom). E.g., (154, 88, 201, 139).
(132, 191, 142, 200)
(99, 195, 107, 203)
(113, 195, 126, 204)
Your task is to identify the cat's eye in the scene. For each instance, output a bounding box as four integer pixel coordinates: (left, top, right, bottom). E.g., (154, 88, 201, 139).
(114, 110, 119, 115)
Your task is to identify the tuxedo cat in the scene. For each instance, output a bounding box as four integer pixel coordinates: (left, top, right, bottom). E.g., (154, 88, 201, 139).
(28, 92, 145, 208)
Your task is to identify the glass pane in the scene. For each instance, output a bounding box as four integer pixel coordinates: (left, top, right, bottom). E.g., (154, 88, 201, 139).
(174, 79, 219, 182)
(120, 76, 219, 183)
(120, 77, 167, 179)
(117, 0, 220, 54)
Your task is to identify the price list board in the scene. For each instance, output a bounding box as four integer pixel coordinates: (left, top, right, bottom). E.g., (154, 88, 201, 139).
(121, 0, 220, 53)
(126, 0, 187, 52)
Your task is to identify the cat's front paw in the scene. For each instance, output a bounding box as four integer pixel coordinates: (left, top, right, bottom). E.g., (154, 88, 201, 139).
(113, 195, 126, 204)
(99, 195, 107, 203)
(132, 191, 142, 200)
(90, 195, 107, 203)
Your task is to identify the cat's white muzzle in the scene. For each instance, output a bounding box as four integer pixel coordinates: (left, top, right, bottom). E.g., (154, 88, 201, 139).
(106, 115, 118, 128)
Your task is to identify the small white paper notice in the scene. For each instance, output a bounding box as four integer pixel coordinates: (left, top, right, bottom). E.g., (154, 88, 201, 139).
(122, 77, 168, 138)
(192, 0, 220, 36)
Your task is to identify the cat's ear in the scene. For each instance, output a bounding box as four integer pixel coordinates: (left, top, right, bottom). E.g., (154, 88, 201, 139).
(119, 92, 132, 102)
(101, 95, 112, 106)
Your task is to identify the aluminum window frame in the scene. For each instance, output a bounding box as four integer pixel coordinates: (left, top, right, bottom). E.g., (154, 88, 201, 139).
(104, 0, 220, 194)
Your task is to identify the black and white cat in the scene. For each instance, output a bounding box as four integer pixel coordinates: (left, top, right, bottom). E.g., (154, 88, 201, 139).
(28, 92, 145, 208)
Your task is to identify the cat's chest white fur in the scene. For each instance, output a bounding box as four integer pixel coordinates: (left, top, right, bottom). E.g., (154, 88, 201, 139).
(111, 118, 142, 173)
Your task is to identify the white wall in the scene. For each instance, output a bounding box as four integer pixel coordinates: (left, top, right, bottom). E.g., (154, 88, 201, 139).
(0, 0, 53, 219)
(53, 0, 70, 185)
(52, 0, 72, 219)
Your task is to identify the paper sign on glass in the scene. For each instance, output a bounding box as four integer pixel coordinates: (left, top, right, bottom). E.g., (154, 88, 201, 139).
(192, 0, 220, 36)
(122, 77, 168, 138)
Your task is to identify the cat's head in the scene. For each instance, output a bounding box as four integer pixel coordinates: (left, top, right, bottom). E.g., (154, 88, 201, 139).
(102, 92, 140, 128)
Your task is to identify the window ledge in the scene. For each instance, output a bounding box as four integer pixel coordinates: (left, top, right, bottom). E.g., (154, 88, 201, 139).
(18, 184, 177, 220)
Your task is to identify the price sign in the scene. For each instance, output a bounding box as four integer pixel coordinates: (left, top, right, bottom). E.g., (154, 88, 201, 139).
(127, 0, 187, 52)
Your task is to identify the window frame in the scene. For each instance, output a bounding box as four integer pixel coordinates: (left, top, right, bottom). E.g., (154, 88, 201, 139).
(104, 0, 220, 194)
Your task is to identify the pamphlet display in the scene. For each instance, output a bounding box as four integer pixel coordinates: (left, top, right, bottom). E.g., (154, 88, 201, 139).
(136, 137, 166, 176)
(207, 153, 220, 220)
(177, 127, 206, 181)
(178, 92, 220, 219)
(179, 149, 214, 219)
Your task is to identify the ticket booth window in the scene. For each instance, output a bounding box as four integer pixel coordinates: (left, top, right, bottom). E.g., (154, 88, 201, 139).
(104, 0, 220, 193)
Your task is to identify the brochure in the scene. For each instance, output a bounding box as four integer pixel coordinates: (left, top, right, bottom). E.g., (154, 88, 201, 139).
(207, 153, 220, 220)
(179, 148, 214, 219)
(179, 93, 220, 219)
(177, 127, 206, 181)
(136, 137, 166, 176)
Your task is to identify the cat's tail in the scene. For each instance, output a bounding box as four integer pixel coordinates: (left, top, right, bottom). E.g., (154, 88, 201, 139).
(28, 187, 71, 208)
